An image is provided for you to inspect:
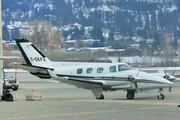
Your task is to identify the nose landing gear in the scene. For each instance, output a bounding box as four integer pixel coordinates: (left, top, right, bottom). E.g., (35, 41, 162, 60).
(157, 93, 164, 100)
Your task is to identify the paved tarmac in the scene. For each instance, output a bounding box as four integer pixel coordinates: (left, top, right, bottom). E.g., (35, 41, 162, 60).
(0, 72, 180, 120)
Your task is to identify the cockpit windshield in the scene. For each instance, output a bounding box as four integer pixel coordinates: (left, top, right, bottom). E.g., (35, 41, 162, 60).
(118, 64, 133, 71)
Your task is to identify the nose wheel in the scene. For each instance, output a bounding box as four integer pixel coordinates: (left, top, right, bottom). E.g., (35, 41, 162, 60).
(157, 94, 164, 100)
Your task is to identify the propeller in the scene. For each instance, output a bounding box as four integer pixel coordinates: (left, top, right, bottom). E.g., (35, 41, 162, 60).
(156, 68, 176, 81)
(163, 72, 169, 79)
(128, 68, 143, 94)
(163, 70, 176, 81)
(172, 70, 176, 76)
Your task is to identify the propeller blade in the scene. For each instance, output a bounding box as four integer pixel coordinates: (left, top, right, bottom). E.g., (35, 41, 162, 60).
(172, 70, 176, 75)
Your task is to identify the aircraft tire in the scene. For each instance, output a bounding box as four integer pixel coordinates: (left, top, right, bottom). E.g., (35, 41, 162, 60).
(96, 94, 104, 100)
(157, 94, 164, 100)
(5, 94, 14, 102)
(126, 92, 134, 99)
(13, 87, 18, 91)
(1, 96, 5, 100)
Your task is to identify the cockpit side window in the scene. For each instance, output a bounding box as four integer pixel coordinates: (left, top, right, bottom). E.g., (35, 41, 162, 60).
(109, 66, 117, 72)
(118, 64, 132, 71)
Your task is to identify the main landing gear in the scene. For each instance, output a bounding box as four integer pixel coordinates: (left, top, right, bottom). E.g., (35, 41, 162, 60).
(96, 94, 104, 100)
(126, 90, 135, 100)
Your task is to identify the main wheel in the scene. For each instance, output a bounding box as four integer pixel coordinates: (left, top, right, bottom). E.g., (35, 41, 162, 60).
(5, 94, 13, 102)
(126, 92, 134, 99)
(96, 94, 104, 100)
(13, 86, 18, 91)
(1, 96, 5, 100)
(157, 94, 165, 100)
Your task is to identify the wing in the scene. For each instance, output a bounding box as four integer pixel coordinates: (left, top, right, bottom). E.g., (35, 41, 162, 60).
(47, 69, 103, 89)
(140, 69, 158, 73)
(55, 77, 103, 89)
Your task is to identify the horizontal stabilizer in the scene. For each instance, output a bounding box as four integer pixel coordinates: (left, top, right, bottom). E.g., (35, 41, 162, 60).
(8, 62, 54, 78)
(0, 56, 20, 60)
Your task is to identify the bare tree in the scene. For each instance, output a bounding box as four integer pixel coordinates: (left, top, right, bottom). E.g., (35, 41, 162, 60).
(161, 34, 175, 67)
(78, 40, 86, 47)
(21, 20, 64, 51)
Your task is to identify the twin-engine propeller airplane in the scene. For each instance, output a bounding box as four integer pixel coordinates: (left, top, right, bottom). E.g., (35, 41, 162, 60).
(10, 38, 174, 100)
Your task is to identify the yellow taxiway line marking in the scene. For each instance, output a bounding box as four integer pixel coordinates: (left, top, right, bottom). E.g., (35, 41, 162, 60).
(0, 106, 173, 120)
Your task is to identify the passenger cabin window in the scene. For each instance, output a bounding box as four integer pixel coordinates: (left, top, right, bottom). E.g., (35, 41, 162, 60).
(118, 64, 132, 71)
(109, 66, 117, 72)
(97, 67, 104, 73)
(77, 68, 83, 74)
(86, 68, 93, 74)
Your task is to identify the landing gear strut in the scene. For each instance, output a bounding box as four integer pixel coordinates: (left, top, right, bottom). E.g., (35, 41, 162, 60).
(157, 88, 164, 100)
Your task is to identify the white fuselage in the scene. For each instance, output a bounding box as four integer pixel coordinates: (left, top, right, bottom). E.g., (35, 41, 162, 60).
(52, 63, 173, 91)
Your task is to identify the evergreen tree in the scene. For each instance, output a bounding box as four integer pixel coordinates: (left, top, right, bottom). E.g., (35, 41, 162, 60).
(152, 32, 162, 50)
(136, 29, 147, 39)
(2, 25, 10, 40)
(108, 31, 114, 41)
(11, 27, 20, 41)
(92, 41, 104, 47)
(80, 26, 85, 37)
(91, 23, 105, 44)
(73, 26, 80, 39)
(174, 29, 180, 50)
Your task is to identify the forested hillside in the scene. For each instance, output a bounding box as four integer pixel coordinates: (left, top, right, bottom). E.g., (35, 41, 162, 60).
(3, 0, 180, 31)
(2, 0, 180, 51)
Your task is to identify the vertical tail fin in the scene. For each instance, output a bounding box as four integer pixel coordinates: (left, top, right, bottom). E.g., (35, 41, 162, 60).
(15, 38, 53, 68)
